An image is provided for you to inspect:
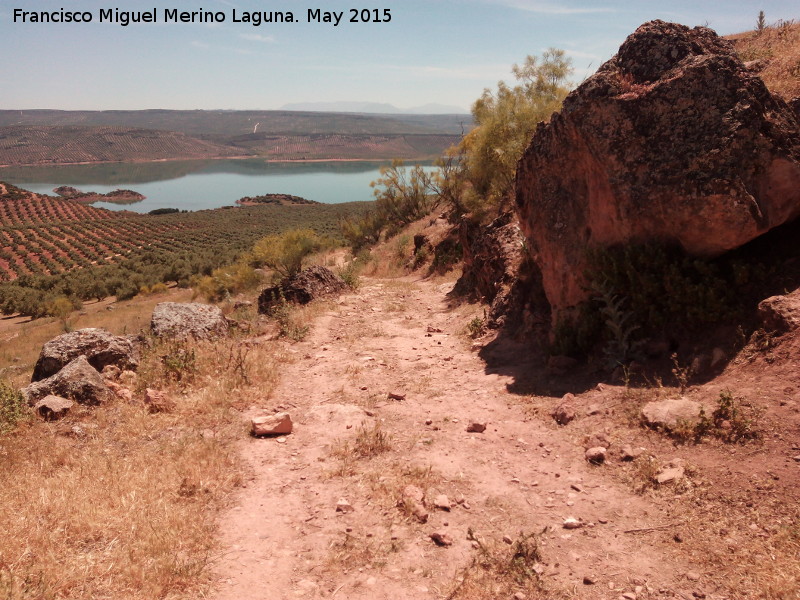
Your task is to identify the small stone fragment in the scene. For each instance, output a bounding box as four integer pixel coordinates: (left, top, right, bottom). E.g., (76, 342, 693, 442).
(336, 499, 354, 513)
(466, 421, 486, 433)
(34, 395, 73, 421)
(144, 388, 174, 414)
(433, 494, 451, 511)
(622, 593, 637, 600)
(563, 517, 582, 530)
(502, 535, 513, 545)
(251, 412, 293, 436)
(513, 593, 527, 600)
(585, 447, 607, 464)
(686, 572, 701, 581)
(430, 532, 453, 546)
(552, 394, 577, 425)
(583, 575, 596, 585)
(620, 445, 644, 461)
(586, 404, 602, 416)
(655, 466, 685, 485)
(401, 485, 428, 522)
(388, 392, 406, 401)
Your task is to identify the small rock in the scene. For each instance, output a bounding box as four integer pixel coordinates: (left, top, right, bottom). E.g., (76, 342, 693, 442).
(144, 388, 174, 414)
(336, 499, 354, 513)
(563, 517, 582, 530)
(583, 575, 596, 585)
(425, 418, 433, 425)
(388, 392, 406, 401)
(655, 466, 685, 484)
(401, 485, 429, 523)
(101, 364, 121, 380)
(433, 494, 451, 511)
(686, 572, 701, 581)
(620, 445, 644, 461)
(466, 421, 487, 433)
(552, 395, 577, 425)
(513, 593, 527, 600)
(586, 404, 602, 416)
(34, 395, 73, 421)
(502, 535, 513, 544)
(430, 532, 453, 546)
(622, 593, 637, 600)
(585, 447, 607, 464)
(641, 398, 705, 430)
(251, 412, 293, 436)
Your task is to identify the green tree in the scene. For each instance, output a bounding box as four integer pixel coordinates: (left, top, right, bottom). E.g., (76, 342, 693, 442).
(249, 228, 324, 278)
(455, 49, 573, 218)
(371, 160, 437, 233)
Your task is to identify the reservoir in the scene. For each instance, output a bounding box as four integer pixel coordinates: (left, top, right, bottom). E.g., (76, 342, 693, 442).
(0, 159, 435, 213)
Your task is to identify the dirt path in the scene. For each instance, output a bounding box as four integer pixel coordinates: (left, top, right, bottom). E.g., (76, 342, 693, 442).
(211, 277, 701, 600)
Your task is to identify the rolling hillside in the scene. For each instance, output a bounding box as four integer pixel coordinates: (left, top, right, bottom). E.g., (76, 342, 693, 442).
(0, 126, 247, 166)
(0, 110, 471, 137)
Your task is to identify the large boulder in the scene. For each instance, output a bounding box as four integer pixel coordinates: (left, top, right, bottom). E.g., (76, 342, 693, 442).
(31, 328, 139, 382)
(515, 20, 800, 323)
(258, 266, 347, 313)
(150, 302, 229, 340)
(22, 356, 114, 406)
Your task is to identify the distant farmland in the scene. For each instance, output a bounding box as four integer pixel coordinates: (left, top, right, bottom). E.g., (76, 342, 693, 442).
(0, 109, 470, 166)
(0, 182, 370, 282)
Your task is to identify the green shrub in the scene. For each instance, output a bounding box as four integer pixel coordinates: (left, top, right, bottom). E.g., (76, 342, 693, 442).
(249, 228, 325, 278)
(0, 379, 27, 434)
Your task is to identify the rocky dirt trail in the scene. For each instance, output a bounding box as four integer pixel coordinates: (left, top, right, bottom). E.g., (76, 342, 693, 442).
(211, 277, 703, 600)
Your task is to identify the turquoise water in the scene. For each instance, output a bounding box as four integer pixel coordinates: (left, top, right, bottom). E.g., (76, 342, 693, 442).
(0, 159, 435, 212)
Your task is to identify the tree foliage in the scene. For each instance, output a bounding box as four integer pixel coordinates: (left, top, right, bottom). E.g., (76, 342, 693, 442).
(455, 49, 573, 218)
(341, 161, 439, 250)
(249, 228, 325, 278)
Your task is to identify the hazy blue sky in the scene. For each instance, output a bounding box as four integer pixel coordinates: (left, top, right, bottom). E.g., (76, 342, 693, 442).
(1, 1, 797, 112)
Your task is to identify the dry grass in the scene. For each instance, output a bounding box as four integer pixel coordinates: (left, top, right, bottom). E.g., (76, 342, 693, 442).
(446, 530, 560, 600)
(0, 314, 286, 599)
(0, 287, 194, 378)
(673, 492, 800, 599)
(729, 20, 800, 100)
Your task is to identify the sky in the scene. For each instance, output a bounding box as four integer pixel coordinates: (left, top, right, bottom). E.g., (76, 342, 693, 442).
(1, 0, 797, 112)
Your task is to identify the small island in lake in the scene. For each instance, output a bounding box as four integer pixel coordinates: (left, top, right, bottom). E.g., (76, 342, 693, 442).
(236, 193, 320, 206)
(53, 186, 146, 204)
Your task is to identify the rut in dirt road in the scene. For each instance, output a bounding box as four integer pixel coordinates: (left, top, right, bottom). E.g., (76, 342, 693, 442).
(212, 277, 699, 600)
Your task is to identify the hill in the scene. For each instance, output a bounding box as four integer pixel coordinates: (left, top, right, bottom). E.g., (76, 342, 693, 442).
(0, 111, 471, 165)
(0, 109, 471, 137)
(728, 19, 800, 100)
(279, 101, 468, 114)
(0, 126, 247, 166)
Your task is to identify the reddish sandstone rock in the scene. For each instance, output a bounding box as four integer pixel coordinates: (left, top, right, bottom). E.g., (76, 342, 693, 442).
(515, 20, 800, 322)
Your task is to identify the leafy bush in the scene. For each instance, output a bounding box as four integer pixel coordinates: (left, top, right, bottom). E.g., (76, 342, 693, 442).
(450, 50, 573, 219)
(0, 379, 27, 434)
(249, 228, 326, 278)
(195, 262, 262, 302)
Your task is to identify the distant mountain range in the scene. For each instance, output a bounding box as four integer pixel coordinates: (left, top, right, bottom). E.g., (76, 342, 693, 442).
(280, 101, 469, 115)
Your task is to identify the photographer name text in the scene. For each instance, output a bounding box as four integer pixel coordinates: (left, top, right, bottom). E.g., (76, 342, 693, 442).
(12, 7, 393, 27)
